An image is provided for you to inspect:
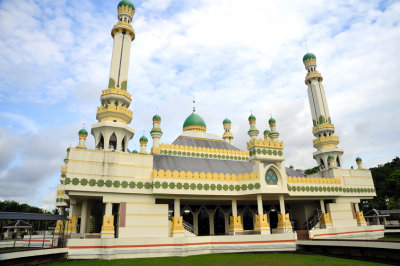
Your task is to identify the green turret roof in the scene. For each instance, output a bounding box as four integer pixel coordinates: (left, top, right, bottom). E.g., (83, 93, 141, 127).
(328, 154, 334, 159)
(78, 128, 88, 135)
(223, 118, 231, 124)
(183, 113, 206, 129)
(248, 114, 256, 121)
(356, 156, 362, 162)
(139, 135, 148, 142)
(268, 117, 276, 124)
(153, 114, 161, 121)
(303, 53, 316, 62)
(263, 129, 270, 135)
(132, 150, 138, 154)
(118, 0, 135, 10)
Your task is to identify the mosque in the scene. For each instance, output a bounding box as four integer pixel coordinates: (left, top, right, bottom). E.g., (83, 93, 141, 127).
(54, 0, 383, 259)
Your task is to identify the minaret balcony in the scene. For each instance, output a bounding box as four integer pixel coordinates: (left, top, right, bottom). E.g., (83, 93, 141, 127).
(313, 135, 339, 150)
(96, 105, 133, 124)
(101, 88, 131, 101)
(111, 22, 135, 40)
(246, 138, 284, 150)
(305, 70, 323, 84)
(312, 123, 335, 136)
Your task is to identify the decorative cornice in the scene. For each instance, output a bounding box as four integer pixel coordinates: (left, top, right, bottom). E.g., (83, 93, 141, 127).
(246, 138, 283, 150)
(96, 104, 133, 123)
(152, 143, 249, 158)
(287, 176, 340, 184)
(101, 88, 132, 100)
(313, 135, 339, 150)
(152, 169, 259, 182)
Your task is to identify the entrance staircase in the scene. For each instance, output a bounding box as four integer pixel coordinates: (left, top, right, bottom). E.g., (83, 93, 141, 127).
(304, 209, 323, 231)
(182, 220, 196, 236)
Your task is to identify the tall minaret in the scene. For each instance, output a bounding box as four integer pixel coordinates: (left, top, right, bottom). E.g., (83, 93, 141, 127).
(91, 1, 136, 152)
(222, 118, 234, 144)
(303, 53, 343, 171)
(150, 114, 163, 150)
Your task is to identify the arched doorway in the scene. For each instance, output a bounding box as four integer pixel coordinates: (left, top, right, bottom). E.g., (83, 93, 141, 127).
(198, 207, 210, 236)
(242, 206, 254, 230)
(268, 205, 278, 229)
(97, 134, 104, 150)
(214, 207, 225, 235)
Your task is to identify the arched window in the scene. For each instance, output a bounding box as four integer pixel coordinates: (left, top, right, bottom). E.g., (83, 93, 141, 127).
(265, 169, 278, 185)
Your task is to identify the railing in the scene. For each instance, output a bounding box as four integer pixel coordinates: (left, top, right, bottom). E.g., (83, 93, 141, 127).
(304, 209, 323, 230)
(182, 220, 195, 234)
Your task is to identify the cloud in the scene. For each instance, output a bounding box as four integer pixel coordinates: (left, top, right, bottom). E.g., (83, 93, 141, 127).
(0, 0, 399, 209)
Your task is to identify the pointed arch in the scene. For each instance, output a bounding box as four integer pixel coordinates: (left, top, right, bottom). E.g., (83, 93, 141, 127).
(97, 133, 104, 150)
(109, 133, 117, 151)
(265, 164, 281, 185)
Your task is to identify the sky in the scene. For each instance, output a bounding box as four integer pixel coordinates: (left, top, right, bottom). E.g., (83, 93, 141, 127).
(0, 0, 399, 211)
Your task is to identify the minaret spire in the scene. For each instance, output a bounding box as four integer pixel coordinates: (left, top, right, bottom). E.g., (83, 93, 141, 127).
(303, 53, 343, 171)
(91, 0, 136, 152)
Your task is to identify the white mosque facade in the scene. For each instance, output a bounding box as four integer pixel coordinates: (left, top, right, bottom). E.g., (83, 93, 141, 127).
(54, 0, 384, 259)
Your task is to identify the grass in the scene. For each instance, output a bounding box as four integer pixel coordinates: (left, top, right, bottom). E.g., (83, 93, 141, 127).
(52, 253, 387, 266)
(378, 237, 400, 241)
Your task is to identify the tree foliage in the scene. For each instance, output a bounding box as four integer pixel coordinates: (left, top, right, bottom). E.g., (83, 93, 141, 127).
(0, 200, 48, 214)
(366, 157, 400, 210)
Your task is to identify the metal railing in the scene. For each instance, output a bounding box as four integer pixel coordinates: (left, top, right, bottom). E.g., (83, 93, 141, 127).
(304, 209, 323, 230)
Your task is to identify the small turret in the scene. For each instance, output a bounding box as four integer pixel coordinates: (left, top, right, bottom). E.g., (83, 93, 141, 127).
(263, 129, 270, 140)
(268, 117, 279, 141)
(139, 135, 148, 154)
(328, 154, 336, 169)
(150, 114, 163, 151)
(77, 128, 88, 149)
(222, 118, 234, 144)
(247, 114, 259, 140)
(356, 157, 363, 169)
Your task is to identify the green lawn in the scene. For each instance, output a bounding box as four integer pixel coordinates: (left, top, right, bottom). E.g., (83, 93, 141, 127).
(53, 253, 386, 266)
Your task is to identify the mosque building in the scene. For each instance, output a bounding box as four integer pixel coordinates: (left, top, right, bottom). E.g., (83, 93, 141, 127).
(54, 0, 383, 259)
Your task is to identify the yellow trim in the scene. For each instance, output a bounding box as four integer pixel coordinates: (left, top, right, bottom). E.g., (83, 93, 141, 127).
(153, 143, 249, 157)
(183, 125, 206, 132)
(287, 176, 341, 184)
(313, 135, 339, 150)
(96, 105, 133, 123)
(229, 216, 243, 230)
(118, 5, 135, 17)
(246, 138, 284, 150)
(153, 169, 259, 182)
(312, 123, 335, 132)
(101, 88, 131, 100)
(61, 166, 68, 173)
(68, 159, 153, 169)
(304, 58, 316, 65)
(126, 214, 167, 217)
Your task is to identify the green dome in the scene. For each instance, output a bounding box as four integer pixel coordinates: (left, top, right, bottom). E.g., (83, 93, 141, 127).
(139, 135, 148, 142)
(356, 157, 362, 162)
(248, 114, 256, 121)
(223, 118, 231, 124)
(328, 154, 334, 160)
(268, 117, 276, 124)
(290, 165, 294, 169)
(183, 113, 206, 130)
(132, 150, 138, 154)
(303, 53, 316, 62)
(118, 0, 135, 10)
(263, 129, 270, 135)
(153, 114, 161, 121)
(78, 128, 88, 135)
(66, 147, 71, 152)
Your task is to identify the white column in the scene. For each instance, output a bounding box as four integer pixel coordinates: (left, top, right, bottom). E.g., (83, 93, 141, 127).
(232, 200, 238, 217)
(320, 199, 326, 213)
(209, 211, 214, 235)
(69, 202, 75, 217)
(279, 195, 285, 214)
(174, 199, 180, 218)
(354, 203, 360, 212)
(193, 212, 199, 236)
(80, 200, 88, 234)
(224, 213, 229, 235)
(257, 195, 263, 215)
(59, 207, 65, 216)
(105, 202, 112, 217)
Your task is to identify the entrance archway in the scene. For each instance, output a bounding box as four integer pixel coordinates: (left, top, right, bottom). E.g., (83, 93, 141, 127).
(242, 206, 254, 230)
(268, 205, 278, 229)
(198, 207, 210, 236)
(214, 207, 225, 235)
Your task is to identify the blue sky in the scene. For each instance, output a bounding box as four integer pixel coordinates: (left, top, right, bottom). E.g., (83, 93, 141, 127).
(0, 0, 399, 210)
